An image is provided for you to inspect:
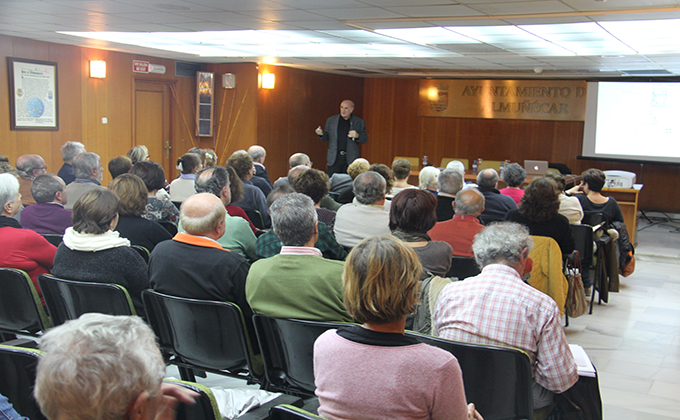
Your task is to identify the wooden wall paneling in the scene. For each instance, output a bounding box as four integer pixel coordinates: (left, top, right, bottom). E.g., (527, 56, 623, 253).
(0, 35, 17, 160)
(256, 65, 364, 180)
(49, 44, 83, 174)
(208, 63, 258, 166)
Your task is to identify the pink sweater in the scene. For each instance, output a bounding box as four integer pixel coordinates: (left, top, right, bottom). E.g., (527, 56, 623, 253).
(313, 329, 468, 420)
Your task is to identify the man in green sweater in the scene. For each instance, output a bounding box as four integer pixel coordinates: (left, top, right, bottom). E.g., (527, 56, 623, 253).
(246, 193, 352, 322)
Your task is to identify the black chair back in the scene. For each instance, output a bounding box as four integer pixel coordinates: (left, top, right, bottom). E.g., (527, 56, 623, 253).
(142, 290, 261, 382)
(0, 345, 47, 420)
(0, 268, 51, 337)
(131, 245, 150, 263)
(270, 404, 323, 420)
(582, 212, 608, 229)
(158, 221, 178, 236)
(446, 256, 481, 279)
(253, 314, 348, 397)
(571, 224, 594, 267)
(40, 234, 63, 247)
(245, 209, 266, 230)
(37, 274, 136, 326)
(168, 380, 221, 420)
(406, 332, 534, 420)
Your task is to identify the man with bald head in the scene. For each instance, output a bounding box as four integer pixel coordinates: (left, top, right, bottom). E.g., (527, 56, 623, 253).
(315, 99, 368, 176)
(273, 153, 312, 189)
(476, 168, 517, 225)
(429, 188, 486, 257)
(149, 192, 253, 333)
(16, 154, 47, 206)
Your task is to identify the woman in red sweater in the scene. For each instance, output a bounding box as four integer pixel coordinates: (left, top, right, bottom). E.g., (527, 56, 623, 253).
(0, 173, 56, 295)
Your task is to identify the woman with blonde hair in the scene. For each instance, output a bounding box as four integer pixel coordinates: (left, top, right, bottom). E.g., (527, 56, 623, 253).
(126, 145, 150, 164)
(314, 235, 482, 420)
(109, 174, 171, 252)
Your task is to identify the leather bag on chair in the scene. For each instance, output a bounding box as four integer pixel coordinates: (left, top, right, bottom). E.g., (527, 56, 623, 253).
(565, 252, 588, 318)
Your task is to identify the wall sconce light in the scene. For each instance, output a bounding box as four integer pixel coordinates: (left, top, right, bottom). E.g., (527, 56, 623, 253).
(427, 86, 438, 101)
(260, 73, 275, 89)
(90, 60, 106, 78)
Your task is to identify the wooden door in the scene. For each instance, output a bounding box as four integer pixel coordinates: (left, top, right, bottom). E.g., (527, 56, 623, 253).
(134, 81, 172, 176)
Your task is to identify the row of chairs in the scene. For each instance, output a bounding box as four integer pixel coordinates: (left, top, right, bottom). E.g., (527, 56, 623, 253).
(0, 270, 534, 420)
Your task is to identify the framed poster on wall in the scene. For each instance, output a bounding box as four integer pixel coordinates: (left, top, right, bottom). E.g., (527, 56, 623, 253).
(7, 57, 59, 130)
(196, 71, 214, 137)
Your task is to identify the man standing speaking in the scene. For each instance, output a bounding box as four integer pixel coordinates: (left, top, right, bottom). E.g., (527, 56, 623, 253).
(315, 99, 367, 176)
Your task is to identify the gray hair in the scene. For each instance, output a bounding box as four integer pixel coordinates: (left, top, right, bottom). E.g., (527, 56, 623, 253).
(73, 152, 101, 179)
(455, 188, 485, 215)
(0, 173, 20, 208)
(353, 171, 386, 205)
(418, 166, 440, 190)
(15, 155, 45, 179)
(126, 146, 149, 165)
(289, 153, 310, 168)
(476, 168, 499, 188)
(270, 193, 317, 246)
(438, 169, 464, 195)
(35, 314, 165, 420)
(61, 141, 86, 162)
(501, 163, 526, 188)
(30, 174, 64, 203)
(195, 166, 229, 197)
(472, 222, 533, 268)
(446, 160, 466, 173)
(248, 145, 265, 161)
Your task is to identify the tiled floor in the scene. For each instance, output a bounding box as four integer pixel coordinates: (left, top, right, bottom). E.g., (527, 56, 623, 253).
(176, 214, 680, 419)
(565, 215, 680, 419)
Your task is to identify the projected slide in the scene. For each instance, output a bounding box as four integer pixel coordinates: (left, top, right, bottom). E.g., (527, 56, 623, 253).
(584, 81, 680, 164)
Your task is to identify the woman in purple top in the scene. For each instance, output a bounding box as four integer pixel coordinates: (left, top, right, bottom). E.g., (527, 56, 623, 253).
(313, 235, 482, 420)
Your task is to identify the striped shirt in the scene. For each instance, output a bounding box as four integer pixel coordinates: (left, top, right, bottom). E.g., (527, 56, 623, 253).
(433, 264, 578, 393)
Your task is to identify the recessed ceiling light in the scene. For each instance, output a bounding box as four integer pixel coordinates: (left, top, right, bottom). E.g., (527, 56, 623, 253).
(153, 3, 192, 11)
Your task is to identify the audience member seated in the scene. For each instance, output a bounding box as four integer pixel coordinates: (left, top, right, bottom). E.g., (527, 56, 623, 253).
(499, 162, 526, 205)
(21, 174, 72, 235)
(446, 160, 466, 173)
(336, 158, 369, 204)
(256, 186, 346, 261)
(149, 193, 254, 336)
(436, 169, 465, 221)
(429, 188, 486, 258)
(246, 193, 351, 322)
(109, 174, 172, 252)
(0, 173, 56, 295)
(108, 155, 132, 179)
(566, 168, 624, 224)
(35, 314, 197, 420)
(314, 235, 481, 420)
(368, 163, 394, 199)
(16, 154, 47, 206)
(227, 151, 271, 228)
(390, 189, 452, 278)
(419, 165, 440, 196)
(248, 145, 272, 187)
(505, 177, 575, 255)
(51, 189, 149, 314)
(388, 158, 417, 199)
(224, 165, 259, 234)
(0, 155, 17, 175)
(293, 168, 336, 232)
(545, 171, 583, 224)
(476, 168, 517, 225)
(334, 172, 391, 248)
(64, 152, 106, 210)
(273, 152, 312, 189)
(130, 161, 180, 224)
(57, 141, 85, 185)
(169, 153, 202, 203)
(434, 222, 578, 410)
(247, 145, 272, 197)
(126, 145, 150, 164)
(188, 166, 257, 261)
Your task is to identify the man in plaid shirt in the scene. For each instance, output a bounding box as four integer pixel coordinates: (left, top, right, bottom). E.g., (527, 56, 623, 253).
(434, 222, 578, 409)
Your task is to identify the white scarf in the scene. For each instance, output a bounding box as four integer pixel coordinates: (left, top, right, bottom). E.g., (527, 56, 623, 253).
(63, 227, 130, 252)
